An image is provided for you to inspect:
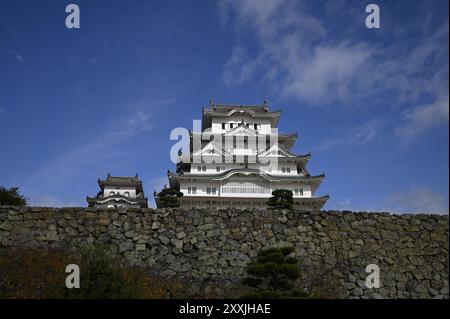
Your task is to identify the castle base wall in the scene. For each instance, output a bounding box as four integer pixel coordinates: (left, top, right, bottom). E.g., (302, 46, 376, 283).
(0, 206, 448, 298)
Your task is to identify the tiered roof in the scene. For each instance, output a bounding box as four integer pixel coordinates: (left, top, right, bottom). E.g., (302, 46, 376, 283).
(202, 102, 281, 129)
(98, 174, 143, 192)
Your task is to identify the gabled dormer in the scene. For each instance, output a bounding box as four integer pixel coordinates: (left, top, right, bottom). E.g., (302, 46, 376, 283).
(224, 121, 260, 137)
(258, 143, 296, 158)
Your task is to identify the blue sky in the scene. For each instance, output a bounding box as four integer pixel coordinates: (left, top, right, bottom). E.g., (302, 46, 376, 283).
(0, 0, 448, 213)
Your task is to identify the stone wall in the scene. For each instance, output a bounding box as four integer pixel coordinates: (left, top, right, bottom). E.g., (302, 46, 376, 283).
(0, 205, 448, 298)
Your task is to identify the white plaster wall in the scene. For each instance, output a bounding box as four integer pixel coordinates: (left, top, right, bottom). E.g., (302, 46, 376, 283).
(103, 186, 137, 198)
(211, 116, 272, 134)
(187, 163, 299, 175)
(180, 180, 312, 198)
(180, 180, 220, 197)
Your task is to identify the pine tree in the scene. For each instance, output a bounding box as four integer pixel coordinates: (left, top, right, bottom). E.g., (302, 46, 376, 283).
(242, 246, 308, 298)
(157, 188, 183, 208)
(0, 186, 27, 206)
(267, 189, 294, 210)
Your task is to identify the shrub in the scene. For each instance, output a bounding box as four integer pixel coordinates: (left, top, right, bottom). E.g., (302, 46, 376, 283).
(0, 246, 185, 299)
(267, 189, 293, 210)
(241, 246, 308, 299)
(0, 186, 27, 206)
(157, 187, 183, 208)
(0, 248, 72, 298)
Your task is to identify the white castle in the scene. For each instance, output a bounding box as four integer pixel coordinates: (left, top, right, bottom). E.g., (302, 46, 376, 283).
(155, 100, 328, 210)
(87, 174, 148, 208)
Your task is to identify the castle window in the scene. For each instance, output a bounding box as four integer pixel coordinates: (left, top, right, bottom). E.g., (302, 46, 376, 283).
(192, 187, 197, 194)
(216, 166, 220, 172)
(294, 188, 299, 196)
(197, 166, 201, 172)
(300, 188, 304, 196)
(212, 187, 216, 194)
(282, 167, 286, 173)
(124, 191, 129, 197)
(230, 123, 234, 129)
(254, 124, 258, 130)
(109, 191, 115, 196)
(287, 167, 291, 173)
(206, 187, 211, 194)
(188, 187, 192, 194)
(222, 123, 226, 130)
(202, 166, 206, 172)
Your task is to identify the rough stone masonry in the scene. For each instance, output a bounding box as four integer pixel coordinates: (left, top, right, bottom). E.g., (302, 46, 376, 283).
(0, 205, 448, 298)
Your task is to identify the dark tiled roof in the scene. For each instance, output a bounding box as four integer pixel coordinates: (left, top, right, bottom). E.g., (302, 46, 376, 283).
(168, 168, 325, 181)
(213, 104, 270, 113)
(203, 102, 281, 116)
(105, 175, 141, 183)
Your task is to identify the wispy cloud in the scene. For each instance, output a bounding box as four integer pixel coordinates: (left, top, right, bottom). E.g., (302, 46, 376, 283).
(31, 194, 82, 208)
(386, 186, 449, 214)
(26, 109, 154, 189)
(223, 47, 262, 86)
(315, 119, 386, 152)
(395, 91, 449, 145)
(221, 0, 448, 104)
(220, 0, 449, 144)
(8, 49, 24, 63)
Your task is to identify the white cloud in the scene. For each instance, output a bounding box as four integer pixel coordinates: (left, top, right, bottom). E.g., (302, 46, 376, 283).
(316, 119, 386, 151)
(386, 186, 449, 214)
(220, 0, 449, 143)
(8, 49, 24, 63)
(223, 47, 262, 86)
(26, 109, 155, 188)
(31, 195, 82, 207)
(395, 92, 449, 145)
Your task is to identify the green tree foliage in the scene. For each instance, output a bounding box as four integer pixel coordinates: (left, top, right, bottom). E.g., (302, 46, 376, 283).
(0, 186, 27, 206)
(242, 246, 308, 298)
(157, 187, 183, 208)
(267, 189, 293, 210)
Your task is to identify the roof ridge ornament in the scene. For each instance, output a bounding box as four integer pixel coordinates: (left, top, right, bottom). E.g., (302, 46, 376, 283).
(209, 97, 216, 110)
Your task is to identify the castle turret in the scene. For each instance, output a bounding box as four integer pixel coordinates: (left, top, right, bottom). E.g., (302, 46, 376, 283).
(87, 174, 148, 208)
